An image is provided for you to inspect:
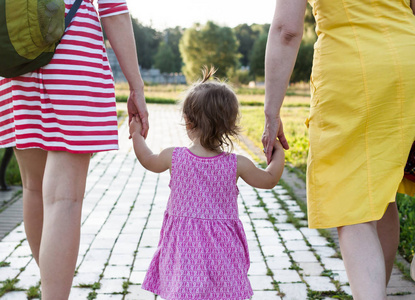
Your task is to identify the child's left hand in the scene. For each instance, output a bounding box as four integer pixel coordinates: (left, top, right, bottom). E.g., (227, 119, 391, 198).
(129, 116, 143, 139)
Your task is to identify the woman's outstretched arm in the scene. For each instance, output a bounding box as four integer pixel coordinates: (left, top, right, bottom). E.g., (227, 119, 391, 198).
(101, 13, 149, 138)
(262, 0, 308, 163)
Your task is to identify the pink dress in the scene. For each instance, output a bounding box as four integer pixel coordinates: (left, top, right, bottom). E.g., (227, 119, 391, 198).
(0, 0, 128, 153)
(141, 147, 253, 300)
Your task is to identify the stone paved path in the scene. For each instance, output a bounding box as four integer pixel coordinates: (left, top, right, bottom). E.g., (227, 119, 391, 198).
(0, 104, 414, 299)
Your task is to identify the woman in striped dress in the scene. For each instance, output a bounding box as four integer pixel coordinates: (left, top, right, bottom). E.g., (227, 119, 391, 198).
(0, 0, 148, 298)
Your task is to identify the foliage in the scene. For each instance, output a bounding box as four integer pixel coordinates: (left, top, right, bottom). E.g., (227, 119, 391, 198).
(0, 279, 20, 296)
(227, 69, 250, 86)
(116, 95, 177, 104)
(249, 33, 268, 79)
(234, 24, 256, 67)
(131, 18, 161, 69)
(239, 105, 309, 173)
(161, 27, 184, 73)
(397, 193, 415, 263)
(290, 41, 314, 83)
(233, 23, 268, 67)
(153, 41, 176, 74)
(26, 285, 41, 299)
(179, 21, 240, 82)
(0, 148, 21, 186)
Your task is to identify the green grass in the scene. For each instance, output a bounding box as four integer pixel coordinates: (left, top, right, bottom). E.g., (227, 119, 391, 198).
(239, 105, 309, 173)
(0, 279, 21, 296)
(26, 284, 41, 299)
(397, 193, 415, 263)
(0, 148, 21, 186)
(116, 95, 177, 104)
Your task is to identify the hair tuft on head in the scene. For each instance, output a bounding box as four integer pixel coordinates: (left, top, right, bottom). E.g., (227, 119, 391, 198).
(201, 65, 217, 83)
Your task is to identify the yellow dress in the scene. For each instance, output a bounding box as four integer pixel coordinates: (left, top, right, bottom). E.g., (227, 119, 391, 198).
(307, 0, 415, 228)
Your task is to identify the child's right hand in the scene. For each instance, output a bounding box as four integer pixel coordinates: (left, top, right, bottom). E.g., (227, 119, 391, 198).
(129, 117, 143, 139)
(270, 139, 285, 162)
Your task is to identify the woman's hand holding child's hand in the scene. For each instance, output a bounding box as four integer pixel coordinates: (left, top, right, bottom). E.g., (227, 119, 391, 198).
(129, 117, 143, 139)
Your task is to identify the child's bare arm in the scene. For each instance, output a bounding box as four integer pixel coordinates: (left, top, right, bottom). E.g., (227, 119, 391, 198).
(130, 118, 173, 173)
(237, 141, 285, 189)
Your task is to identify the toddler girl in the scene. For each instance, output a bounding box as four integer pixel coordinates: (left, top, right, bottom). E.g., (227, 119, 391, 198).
(129, 67, 285, 300)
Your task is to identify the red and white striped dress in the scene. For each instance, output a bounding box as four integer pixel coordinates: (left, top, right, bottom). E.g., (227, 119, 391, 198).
(0, 0, 129, 153)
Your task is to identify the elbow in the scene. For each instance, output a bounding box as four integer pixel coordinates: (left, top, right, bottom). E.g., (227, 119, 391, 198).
(262, 174, 281, 190)
(272, 23, 303, 46)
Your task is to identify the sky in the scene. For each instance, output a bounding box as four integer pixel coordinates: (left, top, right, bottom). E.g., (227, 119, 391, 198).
(125, 0, 276, 30)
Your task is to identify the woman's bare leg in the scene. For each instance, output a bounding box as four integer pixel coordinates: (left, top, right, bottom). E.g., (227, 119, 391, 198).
(377, 202, 400, 284)
(40, 151, 90, 300)
(338, 221, 387, 300)
(14, 148, 47, 265)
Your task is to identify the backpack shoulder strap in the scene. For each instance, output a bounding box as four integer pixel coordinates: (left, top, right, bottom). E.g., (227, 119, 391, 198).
(65, 0, 84, 28)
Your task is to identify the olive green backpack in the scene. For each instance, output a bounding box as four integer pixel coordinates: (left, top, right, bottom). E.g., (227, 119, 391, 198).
(0, 0, 82, 78)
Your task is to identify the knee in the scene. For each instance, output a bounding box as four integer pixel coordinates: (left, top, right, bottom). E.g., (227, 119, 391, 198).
(43, 194, 84, 207)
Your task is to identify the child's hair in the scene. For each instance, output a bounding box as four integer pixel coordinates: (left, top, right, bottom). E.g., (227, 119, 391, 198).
(182, 66, 240, 152)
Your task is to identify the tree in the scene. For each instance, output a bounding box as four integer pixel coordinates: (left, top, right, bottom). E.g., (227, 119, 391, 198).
(234, 24, 256, 67)
(249, 33, 268, 79)
(179, 21, 240, 81)
(153, 41, 175, 74)
(131, 18, 161, 69)
(291, 41, 314, 82)
(162, 27, 183, 73)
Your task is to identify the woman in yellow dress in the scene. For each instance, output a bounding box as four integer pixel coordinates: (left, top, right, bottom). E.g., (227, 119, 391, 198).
(262, 0, 415, 299)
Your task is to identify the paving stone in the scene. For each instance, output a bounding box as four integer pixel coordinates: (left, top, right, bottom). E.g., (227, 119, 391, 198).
(278, 282, 308, 300)
(96, 294, 124, 299)
(68, 287, 92, 300)
(72, 272, 101, 286)
(314, 246, 337, 258)
(332, 270, 349, 285)
(0, 291, 28, 299)
(248, 275, 275, 290)
(320, 257, 345, 271)
(251, 219, 274, 228)
(130, 271, 147, 285)
(298, 262, 324, 276)
(304, 275, 336, 291)
(261, 245, 286, 257)
(248, 262, 268, 276)
(267, 256, 292, 270)
(284, 240, 309, 251)
(99, 278, 125, 294)
(290, 251, 319, 263)
(273, 269, 302, 283)
(255, 228, 278, 237)
(307, 235, 329, 247)
(341, 285, 352, 295)
(250, 290, 282, 300)
(279, 230, 303, 241)
(0, 268, 19, 281)
(276, 224, 297, 231)
(103, 265, 131, 279)
(126, 286, 157, 300)
(273, 215, 288, 223)
(300, 228, 320, 237)
(15, 275, 39, 289)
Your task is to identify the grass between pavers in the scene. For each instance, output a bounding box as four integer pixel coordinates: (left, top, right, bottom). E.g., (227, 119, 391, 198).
(0, 279, 23, 296)
(251, 188, 352, 299)
(26, 283, 41, 299)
